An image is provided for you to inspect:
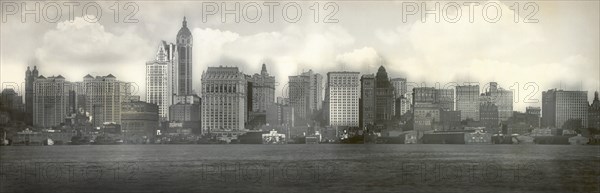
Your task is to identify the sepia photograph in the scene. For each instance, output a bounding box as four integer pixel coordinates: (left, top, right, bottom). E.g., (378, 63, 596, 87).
(0, 1, 599, 192)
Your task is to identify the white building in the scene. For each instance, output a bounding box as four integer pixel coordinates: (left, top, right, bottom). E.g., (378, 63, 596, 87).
(326, 71, 360, 127)
(146, 43, 173, 120)
(542, 89, 589, 128)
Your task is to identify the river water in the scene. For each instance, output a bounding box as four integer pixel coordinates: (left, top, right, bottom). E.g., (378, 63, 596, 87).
(1, 144, 598, 193)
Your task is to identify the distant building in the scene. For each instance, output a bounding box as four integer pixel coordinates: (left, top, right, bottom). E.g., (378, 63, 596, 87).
(360, 74, 375, 128)
(33, 75, 72, 128)
(542, 89, 588, 128)
(0, 88, 23, 112)
(412, 87, 454, 131)
(481, 82, 513, 122)
(456, 85, 480, 121)
(374, 66, 395, 124)
(288, 74, 311, 124)
(390, 78, 410, 116)
(251, 64, 275, 113)
(80, 74, 131, 127)
(25, 66, 39, 125)
(176, 17, 193, 95)
(146, 42, 174, 121)
(440, 110, 461, 130)
(480, 102, 499, 129)
(169, 98, 201, 135)
(266, 101, 294, 127)
(303, 70, 324, 112)
(589, 91, 600, 129)
(435, 89, 455, 111)
(170, 100, 200, 122)
(326, 71, 360, 127)
(121, 101, 159, 140)
(201, 66, 247, 136)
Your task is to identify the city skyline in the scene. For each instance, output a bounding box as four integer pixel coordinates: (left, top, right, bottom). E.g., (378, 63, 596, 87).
(1, 1, 599, 113)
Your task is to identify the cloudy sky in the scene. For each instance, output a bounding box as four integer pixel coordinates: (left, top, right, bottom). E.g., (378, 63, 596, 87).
(1, 1, 598, 111)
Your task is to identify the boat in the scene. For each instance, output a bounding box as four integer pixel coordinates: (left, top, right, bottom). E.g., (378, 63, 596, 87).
(43, 138, 54, 146)
(1, 131, 9, 146)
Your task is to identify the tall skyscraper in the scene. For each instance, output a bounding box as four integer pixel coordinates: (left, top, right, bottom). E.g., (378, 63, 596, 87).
(374, 66, 395, 123)
(201, 66, 248, 137)
(33, 75, 72, 128)
(303, 70, 324, 112)
(80, 74, 132, 127)
(251, 64, 275, 113)
(391, 78, 410, 116)
(146, 43, 173, 120)
(589, 91, 600, 129)
(288, 74, 310, 123)
(542, 89, 588, 128)
(360, 74, 375, 128)
(176, 17, 193, 95)
(456, 85, 480, 121)
(326, 71, 360, 127)
(482, 82, 513, 122)
(25, 66, 38, 125)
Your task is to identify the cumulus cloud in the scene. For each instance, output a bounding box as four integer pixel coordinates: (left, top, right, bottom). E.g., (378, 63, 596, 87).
(36, 16, 151, 66)
(191, 24, 359, 95)
(374, 1, 599, 110)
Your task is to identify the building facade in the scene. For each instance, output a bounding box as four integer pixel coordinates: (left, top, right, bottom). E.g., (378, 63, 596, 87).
(176, 17, 193, 95)
(25, 66, 39, 125)
(121, 101, 159, 140)
(303, 70, 324, 112)
(483, 82, 513, 122)
(288, 74, 310, 124)
(201, 66, 248, 135)
(588, 91, 600, 129)
(360, 74, 375, 128)
(374, 66, 395, 123)
(480, 102, 499, 129)
(326, 71, 360, 127)
(33, 75, 72, 128)
(542, 89, 589, 128)
(390, 78, 409, 117)
(456, 85, 480, 121)
(80, 74, 131, 127)
(0, 88, 23, 112)
(146, 43, 173, 120)
(251, 64, 275, 113)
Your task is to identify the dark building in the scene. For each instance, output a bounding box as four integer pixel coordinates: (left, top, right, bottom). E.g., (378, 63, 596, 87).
(589, 91, 600, 129)
(359, 66, 395, 130)
(360, 74, 375, 129)
(480, 102, 499, 129)
(121, 101, 159, 141)
(176, 17, 193, 95)
(509, 111, 540, 134)
(169, 99, 201, 134)
(0, 88, 23, 112)
(440, 110, 461, 130)
(288, 74, 310, 126)
(25, 66, 39, 125)
(374, 66, 395, 124)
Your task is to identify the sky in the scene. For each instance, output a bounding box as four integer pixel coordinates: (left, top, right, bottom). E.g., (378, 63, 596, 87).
(1, 0, 599, 111)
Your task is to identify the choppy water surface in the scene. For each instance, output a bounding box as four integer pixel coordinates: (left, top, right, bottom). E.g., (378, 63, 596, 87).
(1, 144, 598, 193)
